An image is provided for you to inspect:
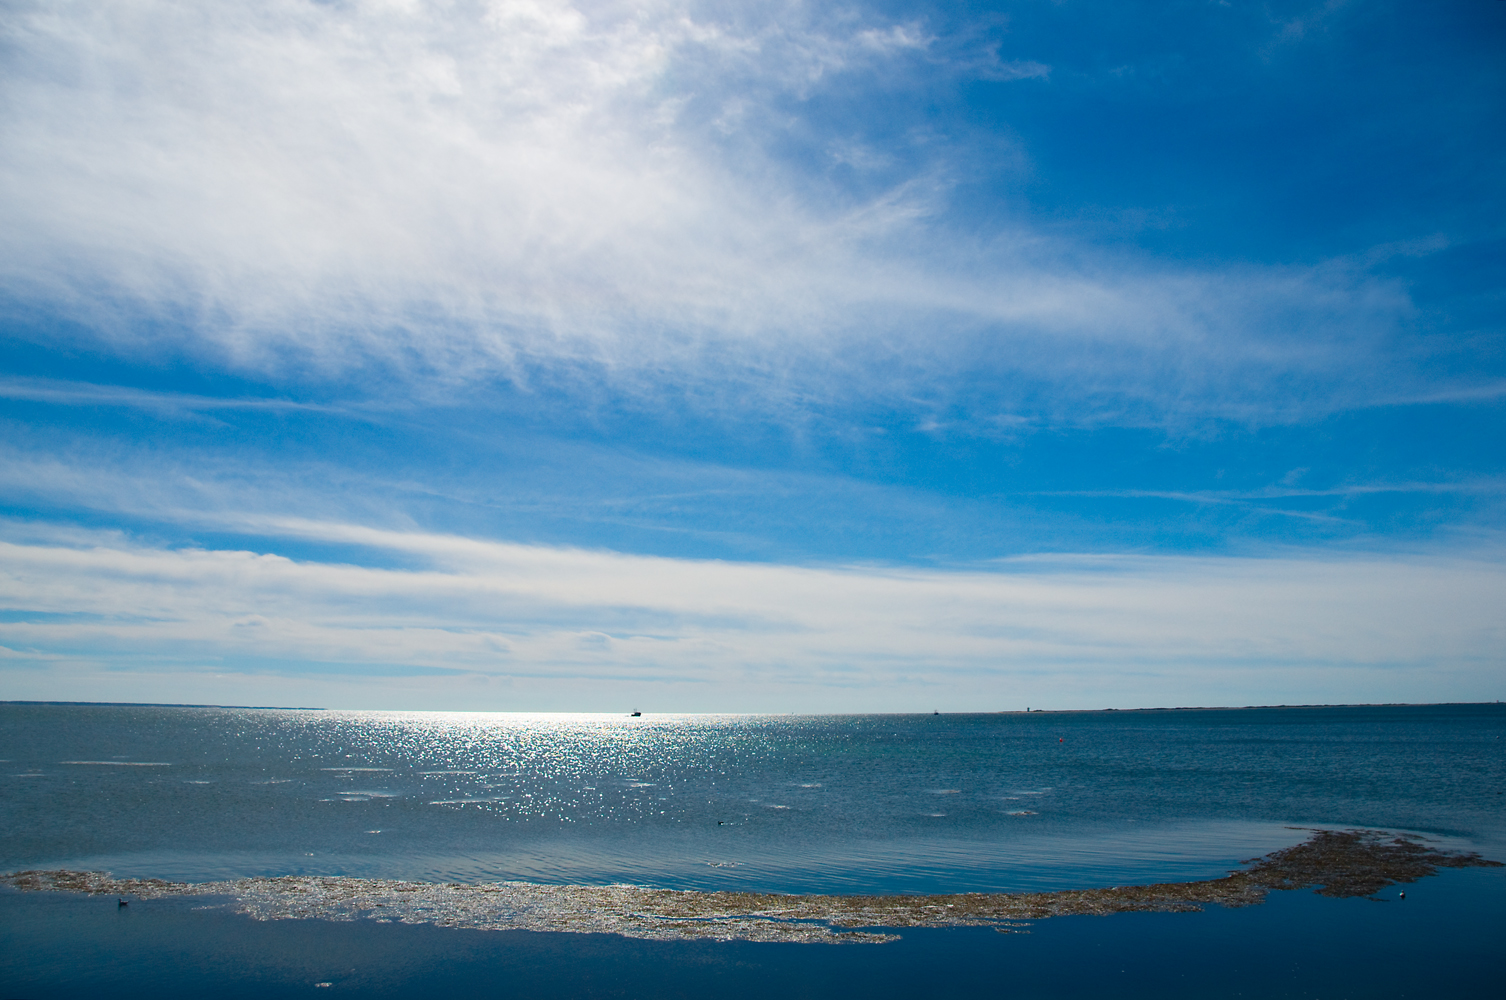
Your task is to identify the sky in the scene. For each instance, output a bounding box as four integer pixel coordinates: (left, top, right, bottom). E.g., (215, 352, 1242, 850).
(0, 0, 1502, 712)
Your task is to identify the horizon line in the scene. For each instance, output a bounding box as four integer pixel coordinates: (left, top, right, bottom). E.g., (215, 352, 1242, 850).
(1, 700, 1501, 714)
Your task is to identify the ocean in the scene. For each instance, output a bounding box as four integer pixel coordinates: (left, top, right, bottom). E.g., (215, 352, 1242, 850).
(2, 702, 1503, 997)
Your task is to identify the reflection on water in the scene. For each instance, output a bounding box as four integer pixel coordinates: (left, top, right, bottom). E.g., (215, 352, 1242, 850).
(2, 704, 1502, 894)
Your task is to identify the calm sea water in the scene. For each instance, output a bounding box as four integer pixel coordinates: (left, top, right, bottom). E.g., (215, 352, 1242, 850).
(2, 703, 1502, 892)
(3, 703, 1504, 998)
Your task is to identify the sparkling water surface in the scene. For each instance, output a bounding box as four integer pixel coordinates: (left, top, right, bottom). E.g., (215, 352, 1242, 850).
(3, 703, 1502, 894)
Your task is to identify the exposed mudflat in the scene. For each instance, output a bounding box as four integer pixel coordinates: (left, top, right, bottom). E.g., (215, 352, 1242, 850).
(4, 830, 1498, 945)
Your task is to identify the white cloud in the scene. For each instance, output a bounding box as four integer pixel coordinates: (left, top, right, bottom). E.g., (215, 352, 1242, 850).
(1, 520, 1501, 711)
(0, 0, 1448, 426)
(1, 0, 934, 353)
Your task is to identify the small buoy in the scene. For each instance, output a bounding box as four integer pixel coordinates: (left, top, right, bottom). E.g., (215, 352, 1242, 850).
(1059, 737, 1063, 742)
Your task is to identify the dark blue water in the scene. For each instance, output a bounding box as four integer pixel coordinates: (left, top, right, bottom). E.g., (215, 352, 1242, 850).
(3, 704, 1503, 892)
(3, 703, 1503, 997)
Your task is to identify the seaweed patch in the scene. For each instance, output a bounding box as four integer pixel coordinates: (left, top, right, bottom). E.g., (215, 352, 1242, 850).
(3, 830, 1498, 945)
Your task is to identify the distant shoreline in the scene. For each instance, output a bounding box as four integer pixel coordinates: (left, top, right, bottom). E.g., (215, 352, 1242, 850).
(997, 700, 1505, 714)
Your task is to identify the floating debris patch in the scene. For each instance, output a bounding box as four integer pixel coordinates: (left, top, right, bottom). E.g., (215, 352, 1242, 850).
(3, 830, 1497, 945)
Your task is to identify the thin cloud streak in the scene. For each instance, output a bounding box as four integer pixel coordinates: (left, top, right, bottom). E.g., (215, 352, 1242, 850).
(1030, 481, 1506, 503)
(0, 377, 346, 417)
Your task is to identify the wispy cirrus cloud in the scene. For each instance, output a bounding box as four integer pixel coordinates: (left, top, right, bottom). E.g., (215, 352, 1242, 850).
(0, 0, 1464, 429)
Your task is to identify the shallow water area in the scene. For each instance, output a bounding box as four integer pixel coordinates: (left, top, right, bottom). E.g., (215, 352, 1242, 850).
(10, 828, 1496, 945)
(3, 865, 1502, 999)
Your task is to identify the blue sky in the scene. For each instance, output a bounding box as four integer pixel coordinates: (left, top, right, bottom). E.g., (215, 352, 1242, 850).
(1, 0, 1502, 711)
